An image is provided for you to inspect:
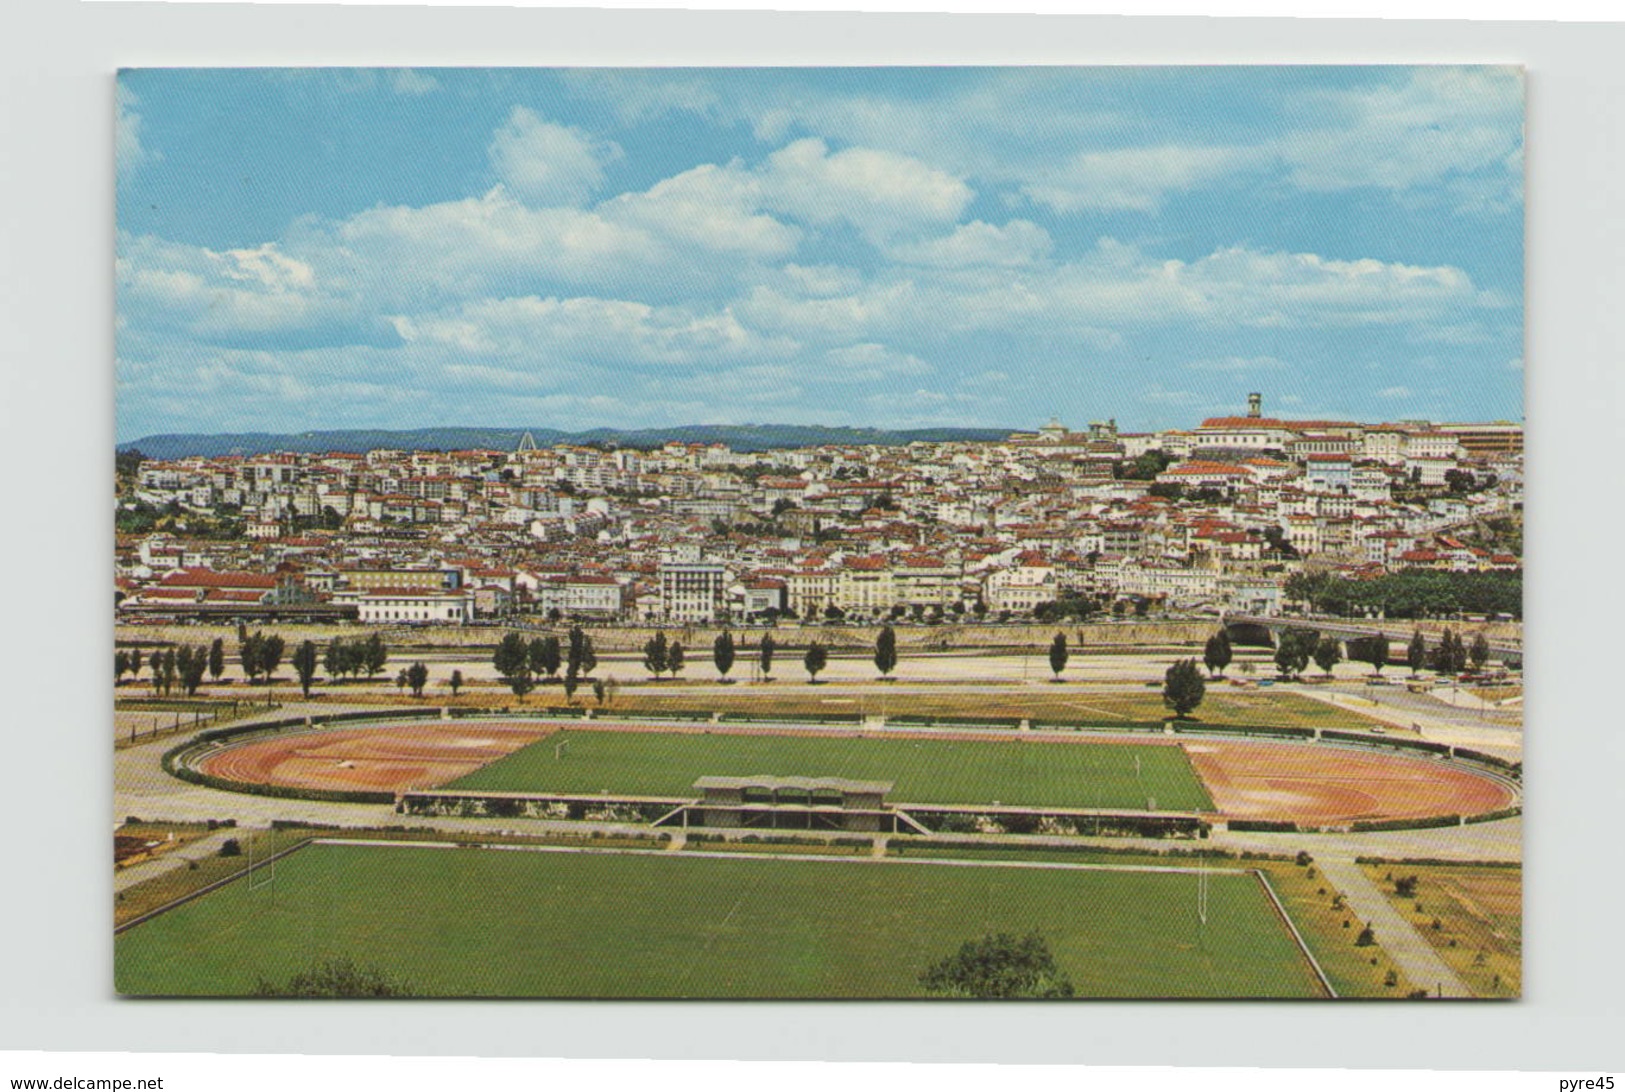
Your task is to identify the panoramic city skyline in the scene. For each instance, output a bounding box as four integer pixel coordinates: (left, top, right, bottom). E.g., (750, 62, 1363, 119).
(116, 66, 1524, 443)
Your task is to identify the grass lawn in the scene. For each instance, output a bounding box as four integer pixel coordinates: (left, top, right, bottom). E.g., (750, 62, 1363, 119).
(442, 729, 1213, 811)
(114, 843, 1326, 998)
(1361, 862, 1522, 997)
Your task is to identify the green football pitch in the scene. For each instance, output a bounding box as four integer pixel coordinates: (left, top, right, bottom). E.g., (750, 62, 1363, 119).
(115, 843, 1327, 998)
(442, 728, 1214, 811)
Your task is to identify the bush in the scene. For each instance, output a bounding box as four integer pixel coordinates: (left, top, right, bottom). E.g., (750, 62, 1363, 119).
(1384, 970, 1398, 988)
(1227, 819, 1298, 833)
(1295, 850, 1313, 866)
(1352, 815, 1462, 833)
(218, 838, 242, 857)
(1355, 925, 1376, 947)
(1394, 875, 1420, 898)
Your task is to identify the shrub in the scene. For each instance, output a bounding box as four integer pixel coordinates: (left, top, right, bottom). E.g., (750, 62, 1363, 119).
(1384, 970, 1398, 988)
(1394, 875, 1420, 898)
(1295, 850, 1313, 867)
(218, 838, 242, 857)
(1355, 925, 1376, 946)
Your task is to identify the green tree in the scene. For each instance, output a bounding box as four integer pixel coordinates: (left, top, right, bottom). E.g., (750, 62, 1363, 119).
(260, 635, 286, 682)
(918, 932, 1075, 999)
(324, 638, 352, 683)
(208, 638, 225, 682)
(592, 677, 607, 706)
(563, 668, 580, 705)
(183, 644, 209, 695)
(292, 640, 319, 698)
(494, 632, 529, 680)
(405, 661, 429, 698)
(642, 631, 669, 679)
(1449, 630, 1470, 674)
(1469, 632, 1491, 672)
(1274, 630, 1315, 679)
(1162, 658, 1206, 719)
(1313, 636, 1343, 677)
(714, 630, 737, 680)
(759, 633, 776, 680)
(565, 626, 594, 679)
(115, 650, 129, 684)
(1048, 632, 1069, 680)
(667, 641, 685, 678)
(804, 641, 828, 682)
(449, 669, 464, 697)
(239, 632, 265, 684)
(1407, 630, 1427, 675)
(162, 648, 178, 696)
(506, 666, 535, 702)
(127, 648, 143, 683)
(175, 646, 193, 695)
(1203, 629, 1233, 678)
(362, 633, 387, 678)
(1361, 633, 1391, 674)
(529, 636, 561, 679)
(874, 625, 898, 679)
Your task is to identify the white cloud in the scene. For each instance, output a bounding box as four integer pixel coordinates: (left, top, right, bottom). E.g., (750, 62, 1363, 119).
(331, 186, 661, 298)
(600, 163, 800, 260)
(779, 264, 864, 298)
(822, 343, 933, 381)
(888, 220, 1052, 268)
(741, 239, 1495, 349)
(392, 294, 800, 367)
(1281, 67, 1523, 206)
(1023, 145, 1260, 214)
(116, 83, 153, 173)
(487, 107, 621, 206)
(389, 70, 441, 96)
(117, 235, 337, 339)
(757, 138, 973, 242)
(1378, 385, 1413, 399)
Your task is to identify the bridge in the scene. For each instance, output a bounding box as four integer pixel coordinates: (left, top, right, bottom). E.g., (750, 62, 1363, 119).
(1222, 614, 1523, 659)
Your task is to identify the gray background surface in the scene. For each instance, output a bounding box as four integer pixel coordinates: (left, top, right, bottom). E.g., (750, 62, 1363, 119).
(1, 1, 1619, 1068)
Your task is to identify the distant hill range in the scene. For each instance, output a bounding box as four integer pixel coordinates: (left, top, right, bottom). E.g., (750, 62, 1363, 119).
(118, 424, 1021, 460)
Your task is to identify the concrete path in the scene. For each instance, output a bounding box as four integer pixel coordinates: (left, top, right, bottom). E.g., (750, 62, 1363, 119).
(1317, 856, 1473, 998)
(114, 829, 237, 893)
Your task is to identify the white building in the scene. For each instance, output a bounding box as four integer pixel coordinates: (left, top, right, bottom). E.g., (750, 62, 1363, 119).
(341, 589, 474, 625)
(658, 561, 730, 623)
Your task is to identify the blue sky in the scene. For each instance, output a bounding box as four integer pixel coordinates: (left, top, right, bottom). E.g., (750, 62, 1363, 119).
(115, 67, 1524, 442)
